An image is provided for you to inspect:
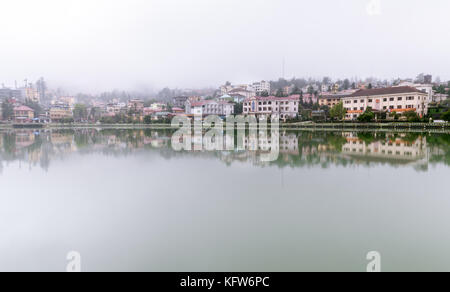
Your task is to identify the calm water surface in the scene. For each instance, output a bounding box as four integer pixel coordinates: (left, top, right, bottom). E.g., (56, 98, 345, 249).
(0, 128, 449, 272)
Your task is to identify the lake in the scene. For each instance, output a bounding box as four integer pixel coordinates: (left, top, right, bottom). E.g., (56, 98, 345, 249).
(0, 128, 449, 272)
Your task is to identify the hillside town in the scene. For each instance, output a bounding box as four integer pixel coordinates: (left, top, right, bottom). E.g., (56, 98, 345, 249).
(1, 74, 449, 125)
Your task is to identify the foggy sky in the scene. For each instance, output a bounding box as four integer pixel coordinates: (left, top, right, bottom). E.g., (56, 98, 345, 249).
(0, 0, 449, 93)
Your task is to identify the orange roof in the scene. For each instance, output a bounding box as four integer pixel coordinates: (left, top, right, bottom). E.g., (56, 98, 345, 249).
(390, 108, 416, 113)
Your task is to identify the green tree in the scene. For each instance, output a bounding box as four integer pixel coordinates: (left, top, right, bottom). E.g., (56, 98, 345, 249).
(234, 103, 243, 115)
(358, 107, 375, 123)
(144, 115, 152, 124)
(73, 104, 88, 121)
(275, 89, 285, 97)
(25, 100, 42, 117)
(1, 99, 14, 121)
(260, 91, 269, 97)
(442, 111, 450, 122)
(329, 102, 346, 121)
(343, 79, 350, 90)
(403, 111, 421, 122)
(367, 83, 373, 89)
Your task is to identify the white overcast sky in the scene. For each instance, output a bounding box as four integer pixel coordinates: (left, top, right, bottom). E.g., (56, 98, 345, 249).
(0, 0, 449, 92)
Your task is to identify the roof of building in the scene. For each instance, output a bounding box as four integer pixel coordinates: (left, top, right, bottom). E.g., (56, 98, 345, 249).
(244, 95, 301, 102)
(14, 105, 34, 112)
(349, 86, 425, 97)
(319, 94, 349, 99)
(190, 100, 234, 107)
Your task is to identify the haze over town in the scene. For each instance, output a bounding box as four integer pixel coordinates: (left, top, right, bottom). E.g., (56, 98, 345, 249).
(1, 0, 449, 93)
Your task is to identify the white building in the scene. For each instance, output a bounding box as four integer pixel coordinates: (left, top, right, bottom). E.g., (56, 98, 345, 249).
(396, 81, 433, 101)
(343, 86, 430, 120)
(243, 95, 300, 121)
(185, 100, 235, 116)
(252, 81, 271, 94)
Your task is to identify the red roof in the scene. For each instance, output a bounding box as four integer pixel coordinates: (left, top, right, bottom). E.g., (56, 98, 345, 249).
(244, 95, 300, 102)
(14, 105, 34, 112)
(349, 86, 425, 97)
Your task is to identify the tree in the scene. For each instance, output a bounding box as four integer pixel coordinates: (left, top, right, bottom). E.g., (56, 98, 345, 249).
(25, 100, 42, 117)
(343, 79, 350, 90)
(436, 85, 446, 94)
(403, 111, 421, 122)
(144, 115, 152, 124)
(442, 111, 450, 122)
(367, 83, 373, 89)
(73, 104, 88, 122)
(329, 102, 346, 121)
(234, 103, 243, 115)
(1, 99, 14, 121)
(260, 91, 269, 97)
(358, 107, 375, 123)
(275, 89, 285, 97)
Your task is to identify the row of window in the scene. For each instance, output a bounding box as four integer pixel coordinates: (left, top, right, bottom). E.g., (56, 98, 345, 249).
(244, 107, 296, 112)
(244, 101, 297, 106)
(345, 96, 422, 104)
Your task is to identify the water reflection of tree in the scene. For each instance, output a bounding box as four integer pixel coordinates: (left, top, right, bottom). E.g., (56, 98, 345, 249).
(0, 129, 448, 172)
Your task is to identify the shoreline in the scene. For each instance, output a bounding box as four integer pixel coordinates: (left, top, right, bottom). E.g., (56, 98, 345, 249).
(0, 122, 448, 133)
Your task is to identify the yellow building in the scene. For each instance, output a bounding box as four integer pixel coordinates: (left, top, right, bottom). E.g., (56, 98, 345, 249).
(50, 107, 73, 122)
(318, 94, 348, 107)
(13, 105, 35, 123)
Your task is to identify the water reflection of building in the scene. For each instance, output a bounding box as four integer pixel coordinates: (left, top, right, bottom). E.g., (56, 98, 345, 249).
(342, 133, 427, 163)
(243, 131, 298, 155)
(0, 129, 447, 172)
(15, 131, 35, 148)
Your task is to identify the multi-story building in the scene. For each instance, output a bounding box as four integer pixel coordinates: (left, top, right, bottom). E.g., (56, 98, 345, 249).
(396, 81, 433, 102)
(128, 99, 144, 113)
(24, 87, 40, 103)
(13, 105, 35, 123)
(318, 93, 349, 107)
(106, 103, 126, 116)
(252, 81, 271, 94)
(243, 95, 300, 121)
(173, 96, 189, 108)
(185, 100, 235, 117)
(150, 103, 167, 111)
(343, 87, 430, 120)
(0, 88, 23, 100)
(50, 106, 73, 122)
(433, 93, 448, 103)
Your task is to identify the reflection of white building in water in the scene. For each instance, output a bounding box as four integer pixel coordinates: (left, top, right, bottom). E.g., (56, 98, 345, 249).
(243, 132, 299, 155)
(341, 133, 427, 163)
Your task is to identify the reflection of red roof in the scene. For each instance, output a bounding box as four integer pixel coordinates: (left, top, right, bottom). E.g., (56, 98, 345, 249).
(14, 105, 34, 112)
(172, 107, 184, 112)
